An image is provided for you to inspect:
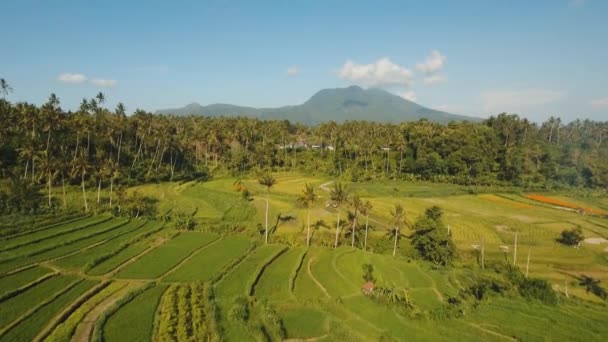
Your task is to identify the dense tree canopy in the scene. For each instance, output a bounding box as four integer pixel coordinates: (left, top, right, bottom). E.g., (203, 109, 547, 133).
(1, 93, 607, 214)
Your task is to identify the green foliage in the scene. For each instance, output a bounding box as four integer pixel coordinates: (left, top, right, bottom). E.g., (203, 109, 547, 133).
(173, 210, 196, 231)
(558, 227, 584, 246)
(228, 296, 250, 322)
(0, 176, 44, 214)
(362, 263, 375, 282)
(411, 206, 456, 266)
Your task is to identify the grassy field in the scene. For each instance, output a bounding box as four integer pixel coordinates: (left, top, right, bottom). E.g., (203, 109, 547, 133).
(0, 173, 607, 341)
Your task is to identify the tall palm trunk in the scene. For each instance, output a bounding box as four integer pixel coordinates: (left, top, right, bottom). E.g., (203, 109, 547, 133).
(97, 178, 102, 205)
(392, 228, 398, 256)
(306, 209, 311, 247)
(364, 214, 369, 251)
(109, 177, 114, 207)
(334, 212, 341, 248)
(265, 196, 269, 244)
(47, 173, 52, 207)
(62, 174, 67, 210)
(82, 172, 88, 212)
(24, 160, 29, 179)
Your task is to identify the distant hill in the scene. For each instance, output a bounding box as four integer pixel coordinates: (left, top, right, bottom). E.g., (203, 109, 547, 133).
(156, 86, 481, 124)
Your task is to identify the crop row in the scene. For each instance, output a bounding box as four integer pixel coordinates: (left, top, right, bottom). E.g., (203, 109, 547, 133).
(164, 236, 251, 282)
(0, 217, 128, 264)
(0, 266, 53, 299)
(117, 232, 219, 279)
(0, 279, 97, 342)
(254, 247, 306, 300)
(0, 215, 109, 252)
(0, 212, 89, 239)
(83, 221, 165, 273)
(0, 219, 138, 275)
(52, 219, 154, 270)
(91, 282, 155, 342)
(215, 245, 282, 298)
(45, 282, 126, 342)
(0, 275, 81, 333)
(97, 283, 165, 342)
(155, 283, 220, 342)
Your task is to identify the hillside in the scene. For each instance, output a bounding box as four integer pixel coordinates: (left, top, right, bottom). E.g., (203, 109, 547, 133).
(156, 86, 481, 124)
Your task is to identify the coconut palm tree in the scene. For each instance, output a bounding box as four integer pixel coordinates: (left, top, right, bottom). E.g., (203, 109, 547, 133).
(38, 153, 57, 207)
(106, 160, 120, 207)
(350, 194, 363, 248)
(361, 200, 373, 251)
(71, 150, 90, 212)
(387, 204, 406, 257)
(1, 78, 13, 98)
(258, 172, 277, 244)
(330, 182, 350, 248)
(298, 183, 317, 247)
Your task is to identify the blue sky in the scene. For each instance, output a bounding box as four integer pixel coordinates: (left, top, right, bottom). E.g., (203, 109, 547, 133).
(2, 0, 607, 122)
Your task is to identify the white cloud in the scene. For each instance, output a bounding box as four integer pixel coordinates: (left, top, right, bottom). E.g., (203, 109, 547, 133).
(58, 73, 87, 84)
(90, 79, 117, 87)
(338, 58, 413, 87)
(286, 66, 300, 77)
(590, 97, 608, 110)
(481, 89, 564, 113)
(400, 91, 417, 102)
(423, 74, 447, 85)
(416, 50, 446, 75)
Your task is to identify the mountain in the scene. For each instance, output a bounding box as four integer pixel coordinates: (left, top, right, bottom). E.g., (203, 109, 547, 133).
(156, 86, 480, 124)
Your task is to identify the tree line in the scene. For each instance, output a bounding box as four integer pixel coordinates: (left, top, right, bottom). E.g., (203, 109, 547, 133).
(0, 87, 607, 212)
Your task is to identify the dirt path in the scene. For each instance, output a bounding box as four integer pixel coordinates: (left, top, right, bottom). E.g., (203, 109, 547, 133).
(72, 282, 139, 342)
(307, 257, 330, 298)
(284, 335, 329, 342)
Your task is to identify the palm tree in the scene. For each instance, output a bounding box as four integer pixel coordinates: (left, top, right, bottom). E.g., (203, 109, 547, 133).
(298, 183, 317, 247)
(96, 92, 105, 105)
(258, 173, 277, 244)
(330, 182, 350, 248)
(350, 194, 363, 248)
(361, 200, 373, 251)
(38, 154, 57, 207)
(72, 150, 90, 212)
(1, 78, 13, 98)
(388, 204, 406, 257)
(106, 160, 120, 207)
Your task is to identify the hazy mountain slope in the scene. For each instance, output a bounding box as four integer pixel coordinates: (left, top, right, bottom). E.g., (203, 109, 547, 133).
(156, 86, 480, 124)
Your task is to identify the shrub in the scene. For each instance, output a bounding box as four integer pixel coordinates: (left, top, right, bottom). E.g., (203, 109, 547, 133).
(519, 278, 558, 305)
(557, 227, 584, 246)
(362, 263, 375, 282)
(228, 296, 249, 322)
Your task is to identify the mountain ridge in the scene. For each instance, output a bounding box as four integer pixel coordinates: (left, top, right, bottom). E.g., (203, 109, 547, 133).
(156, 86, 481, 124)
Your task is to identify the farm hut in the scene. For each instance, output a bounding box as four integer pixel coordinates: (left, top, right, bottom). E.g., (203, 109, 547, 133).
(362, 281, 375, 295)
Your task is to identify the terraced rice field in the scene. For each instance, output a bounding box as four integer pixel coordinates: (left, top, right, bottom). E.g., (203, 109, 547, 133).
(1, 176, 608, 341)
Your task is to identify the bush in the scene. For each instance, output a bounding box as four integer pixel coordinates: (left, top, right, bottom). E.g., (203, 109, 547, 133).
(228, 296, 249, 322)
(557, 227, 584, 246)
(519, 278, 558, 305)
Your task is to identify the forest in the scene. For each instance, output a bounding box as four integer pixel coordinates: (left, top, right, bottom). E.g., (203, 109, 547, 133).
(0, 89, 607, 214)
